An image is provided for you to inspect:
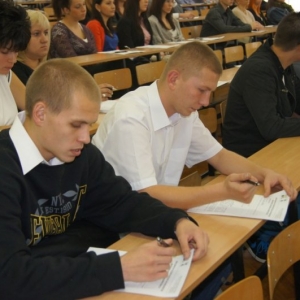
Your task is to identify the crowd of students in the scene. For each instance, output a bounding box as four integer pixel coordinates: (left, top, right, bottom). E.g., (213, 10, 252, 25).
(0, 0, 300, 299)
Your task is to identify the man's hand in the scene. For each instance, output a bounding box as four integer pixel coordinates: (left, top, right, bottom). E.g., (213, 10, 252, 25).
(223, 173, 259, 203)
(262, 170, 297, 200)
(175, 218, 209, 261)
(99, 83, 115, 101)
(121, 239, 175, 282)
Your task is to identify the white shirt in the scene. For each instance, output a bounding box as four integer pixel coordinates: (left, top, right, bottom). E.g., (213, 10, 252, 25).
(92, 82, 222, 190)
(9, 112, 64, 175)
(0, 71, 18, 126)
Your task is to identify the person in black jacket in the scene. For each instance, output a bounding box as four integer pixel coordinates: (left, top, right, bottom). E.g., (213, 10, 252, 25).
(0, 58, 209, 300)
(223, 12, 300, 263)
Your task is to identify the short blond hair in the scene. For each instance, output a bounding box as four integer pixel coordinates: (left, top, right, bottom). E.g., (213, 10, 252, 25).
(161, 41, 222, 81)
(18, 10, 50, 63)
(26, 59, 101, 117)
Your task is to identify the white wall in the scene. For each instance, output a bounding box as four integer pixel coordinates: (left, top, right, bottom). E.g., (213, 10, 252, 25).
(286, 0, 300, 11)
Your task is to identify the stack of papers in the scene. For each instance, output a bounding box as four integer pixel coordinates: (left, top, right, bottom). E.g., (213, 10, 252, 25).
(196, 36, 224, 42)
(188, 190, 290, 222)
(88, 247, 194, 297)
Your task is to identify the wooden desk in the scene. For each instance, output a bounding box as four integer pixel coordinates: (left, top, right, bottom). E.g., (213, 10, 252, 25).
(67, 27, 276, 67)
(178, 16, 205, 23)
(181, 2, 216, 9)
(84, 137, 300, 300)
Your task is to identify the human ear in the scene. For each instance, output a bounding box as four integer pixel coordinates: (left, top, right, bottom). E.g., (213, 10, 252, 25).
(32, 102, 47, 126)
(167, 70, 179, 90)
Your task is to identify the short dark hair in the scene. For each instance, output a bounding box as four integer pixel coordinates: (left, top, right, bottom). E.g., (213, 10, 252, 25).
(0, 0, 31, 51)
(274, 12, 300, 51)
(52, 0, 71, 20)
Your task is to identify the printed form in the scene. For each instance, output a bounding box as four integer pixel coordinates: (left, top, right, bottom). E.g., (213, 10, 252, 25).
(188, 190, 290, 222)
(88, 247, 194, 297)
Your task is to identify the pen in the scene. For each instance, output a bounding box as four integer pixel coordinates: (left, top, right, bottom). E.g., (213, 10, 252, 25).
(108, 86, 117, 91)
(242, 180, 260, 186)
(157, 237, 170, 247)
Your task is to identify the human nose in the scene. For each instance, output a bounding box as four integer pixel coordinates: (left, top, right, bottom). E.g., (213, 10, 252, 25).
(199, 92, 211, 107)
(78, 127, 91, 144)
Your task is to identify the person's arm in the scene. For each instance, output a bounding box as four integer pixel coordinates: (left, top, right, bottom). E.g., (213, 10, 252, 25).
(174, 18, 185, 40)
(87, 20, 105, 52)
(10, 72, 25, 111)
(50, 23, 78, 57)
(241, 64, 300, 140)
(148, 17, 164, 44)
(207, 9, 252, 33)
(207, 148, 297, 200)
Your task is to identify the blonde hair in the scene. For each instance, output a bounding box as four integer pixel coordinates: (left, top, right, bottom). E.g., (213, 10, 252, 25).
(17, 10, 50, 63)
(161, 41, 222, 81)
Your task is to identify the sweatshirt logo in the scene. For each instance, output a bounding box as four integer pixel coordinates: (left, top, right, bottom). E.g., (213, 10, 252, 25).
(27, 185, 87, 246)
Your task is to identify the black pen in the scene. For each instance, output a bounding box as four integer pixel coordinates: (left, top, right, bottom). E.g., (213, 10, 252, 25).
(157, 236, 170, 247)
(242, 180, 260, 186)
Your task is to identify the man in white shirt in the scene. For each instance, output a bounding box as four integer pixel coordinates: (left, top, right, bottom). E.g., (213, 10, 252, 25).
(92, 41, 296, 211)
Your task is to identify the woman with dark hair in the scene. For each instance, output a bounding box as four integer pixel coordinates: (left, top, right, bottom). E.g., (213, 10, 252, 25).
(248, 0, 269, 25)
(0, 0, 30, 125)
(114, 0, 126, 22)
(148, 0, 184, 44)
(50, 0, 97, 58)
(117, 0, 153, 48)
(87, 0, 119, 51)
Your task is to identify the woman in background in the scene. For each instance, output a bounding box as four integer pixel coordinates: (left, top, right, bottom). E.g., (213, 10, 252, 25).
(148, 0, 185, 44)
(50, 0, 97, 58)
(87, 0, 119, 51)
(232, 0, 263, 43)
(13, 10, 50, 85)
(0, 0, 29, 125)
(248, 0, 269, 25)
(117, 0, 153, 48)
(114, 0, 126, 22)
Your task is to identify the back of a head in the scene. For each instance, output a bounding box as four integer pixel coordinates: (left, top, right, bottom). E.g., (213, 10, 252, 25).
(274, 12, 300, 51)
(26, 59, 101, 117)
(52, 0, 70, 20)
(161, 42, 222, 80)
(0, 0, 31, 51)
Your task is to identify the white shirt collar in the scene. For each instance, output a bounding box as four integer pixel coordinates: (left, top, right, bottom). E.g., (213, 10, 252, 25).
(148, 82, 181, 131)
(9, 111, 64, 175)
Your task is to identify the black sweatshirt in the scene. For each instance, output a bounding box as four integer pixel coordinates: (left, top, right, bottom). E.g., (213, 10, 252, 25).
(0, 129, 192, 300)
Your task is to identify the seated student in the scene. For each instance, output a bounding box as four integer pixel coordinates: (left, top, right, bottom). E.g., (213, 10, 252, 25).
(248, 0, 269, 26)
(222, 12, 300, 262)
(92, 41, 296, 217)
(87, 0, 119, 52)
(172, 0, 195, 20)
(49, 0, 97, 58)
(148, 0, 185, 44)
(0, 58, 208, 299)
(0, 0, 30, 125)
(114, 0, 126, 23)
(13, 9, 113, 101)
(12, 10, 50, 85)
(266, 0, 293, 25)
(200, 0, 261, 49)
(117, 0, 153, 49)
(232, 0, 264, 43)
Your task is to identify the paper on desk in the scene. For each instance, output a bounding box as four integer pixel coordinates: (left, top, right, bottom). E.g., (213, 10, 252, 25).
(196, 36, 224, 41)
(87, 247, 194, 298)
(217, 80, 229, 87)
(188, 190, 290, 222)
(99, 100, 116, 113)
(137, 45, 175, 49)
(100, 50, 145, 54)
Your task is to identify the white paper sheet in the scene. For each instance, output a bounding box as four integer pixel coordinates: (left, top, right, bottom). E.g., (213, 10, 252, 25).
(137, 45, 175, 49)
(99, 50, 145, 54)
(87, 247, 194, 298)
(188, 190, 290, 222)
(196, 36, 225, 41)
(217, 80, 229, 87)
